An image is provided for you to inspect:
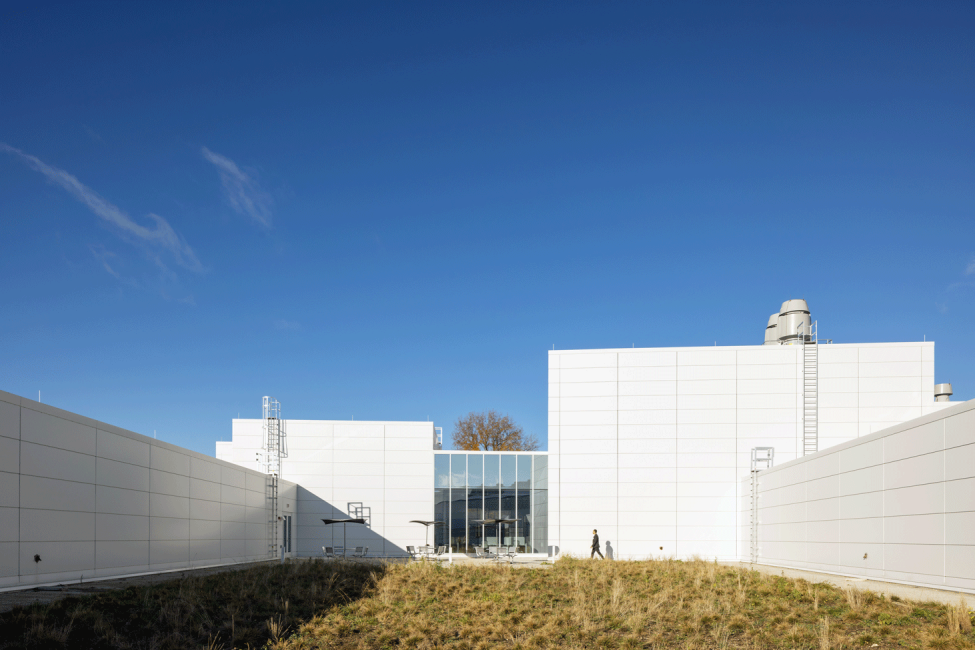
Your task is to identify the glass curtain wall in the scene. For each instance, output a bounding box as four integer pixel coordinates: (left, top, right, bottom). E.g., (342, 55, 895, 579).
(450, 455, 466, 550)
(434, 452, 548, 553)
(533, 456, 548, 553)
(517, 455, 531, 551)
(433, 455, 449, 548)
(467, 455, 483, 549)
(484, 455, 499, 545)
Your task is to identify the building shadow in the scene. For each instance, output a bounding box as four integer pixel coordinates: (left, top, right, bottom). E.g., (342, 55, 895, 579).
(293, 487, 407, 558)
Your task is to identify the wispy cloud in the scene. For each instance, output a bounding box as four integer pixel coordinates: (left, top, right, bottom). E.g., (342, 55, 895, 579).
(966, 255, 975, 275)
(88, 244, 144, 289)
(1, 143, 203, 273)
(273, 319, 301, 331)
(201, 147, 273, 227)
(89, 245, 121, 279)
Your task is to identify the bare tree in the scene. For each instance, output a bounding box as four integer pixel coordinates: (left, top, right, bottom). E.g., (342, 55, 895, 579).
(451, 410, 540, 451)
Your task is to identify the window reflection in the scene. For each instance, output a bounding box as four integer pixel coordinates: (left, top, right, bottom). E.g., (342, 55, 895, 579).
(434, 454, 450, 548)
(517, 456, 531, 553)
(500, 455, 516, 548)
(467, 455, 483, 550)
(484, 455, 499, 541)
(533, 456, 548, 553)
(434, 454, 450, 489)
(451, 454, 466, 488)
(434, 452, 546, 554)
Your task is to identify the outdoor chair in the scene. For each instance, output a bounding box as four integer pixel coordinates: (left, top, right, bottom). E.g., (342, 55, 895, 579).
(351, 546, 367, 558)
(475, 546, 496, 560)
(322, 546, 336, 558)
(434, 545, 446, 560)
(406, 545, 418, 561)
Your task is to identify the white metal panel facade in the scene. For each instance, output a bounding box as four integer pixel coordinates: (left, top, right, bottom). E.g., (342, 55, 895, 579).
(549, 341, 948, 560)
(225, 418, 435, 558)
(0, 390, 293, 590)
(744, 399, 975, 594)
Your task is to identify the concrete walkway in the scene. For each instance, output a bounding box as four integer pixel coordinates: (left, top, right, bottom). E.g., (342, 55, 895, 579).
(723, 562, 973, 607)
(441, 555, 554, 568)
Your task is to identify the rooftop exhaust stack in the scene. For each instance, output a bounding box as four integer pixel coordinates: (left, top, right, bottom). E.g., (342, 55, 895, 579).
(776, 299, 811, 345)
(762, 299, 812, 345)
(763, 314, 779, 345)
(935, 383, 953, 402)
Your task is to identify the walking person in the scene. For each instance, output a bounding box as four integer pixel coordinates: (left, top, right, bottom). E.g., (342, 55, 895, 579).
(590, 529, 604, 559)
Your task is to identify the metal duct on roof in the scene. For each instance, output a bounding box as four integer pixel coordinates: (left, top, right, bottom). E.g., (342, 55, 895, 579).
(764, 313, 780, 345)
(777, 299, 811, 344)
(935, 383, 953, 402)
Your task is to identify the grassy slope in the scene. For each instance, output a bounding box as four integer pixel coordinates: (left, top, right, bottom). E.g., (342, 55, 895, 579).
(277, 558, 975, 650)
(1, 558, 972, 649)
(0, 560, 381, 650)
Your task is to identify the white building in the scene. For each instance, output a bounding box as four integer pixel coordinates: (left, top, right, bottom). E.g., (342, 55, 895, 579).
(743, 399, 975, 593)
(548, 300, 956, 561)
(218, 418, 436, 557)
(2, 298, 971, 595)
(0, 389, 297, 589)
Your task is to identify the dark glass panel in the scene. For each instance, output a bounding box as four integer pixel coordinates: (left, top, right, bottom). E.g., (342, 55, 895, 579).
(450, 487, 466, 552)
(467, 486, 483, 551)
(482, 454, 500, 546)
(434, 488, 449, 547)
(499, 455, 516, 546)
(516, 455, 532, 553)
(485, 482, 499, 520)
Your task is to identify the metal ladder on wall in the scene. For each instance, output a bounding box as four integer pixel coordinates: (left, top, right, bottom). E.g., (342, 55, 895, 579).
(265, 474, 278, 556)
(749, 447, 774, 564)
(800, 321, 818, 456)
(260, 397, 288, 557)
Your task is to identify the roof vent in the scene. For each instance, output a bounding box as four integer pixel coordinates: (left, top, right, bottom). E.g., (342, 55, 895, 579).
(935, 383, 953, 402)
(764, 313, 780, 345)
(777, 299, 811, 345)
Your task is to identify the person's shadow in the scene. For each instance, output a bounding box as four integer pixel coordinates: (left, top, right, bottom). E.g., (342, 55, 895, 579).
(605, 541, 614, 560)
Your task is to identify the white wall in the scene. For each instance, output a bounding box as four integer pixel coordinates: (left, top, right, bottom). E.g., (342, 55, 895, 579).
(224, 418, 435, 557)
(743, 399, 975, 594)
(0, 390, 290, 589)
(549, 342, 946, 560)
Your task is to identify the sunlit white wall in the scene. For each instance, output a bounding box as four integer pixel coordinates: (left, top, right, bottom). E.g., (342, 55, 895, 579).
(744, 400, 975, 593)
(548, 341, 947, 561)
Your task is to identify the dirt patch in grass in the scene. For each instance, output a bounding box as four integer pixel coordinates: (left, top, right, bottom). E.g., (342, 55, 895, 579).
(275, 557, 975, 649)
(0, 559, 382, 649)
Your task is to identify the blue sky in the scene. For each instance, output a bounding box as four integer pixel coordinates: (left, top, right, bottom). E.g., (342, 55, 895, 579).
(1, 2, 973, 455)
